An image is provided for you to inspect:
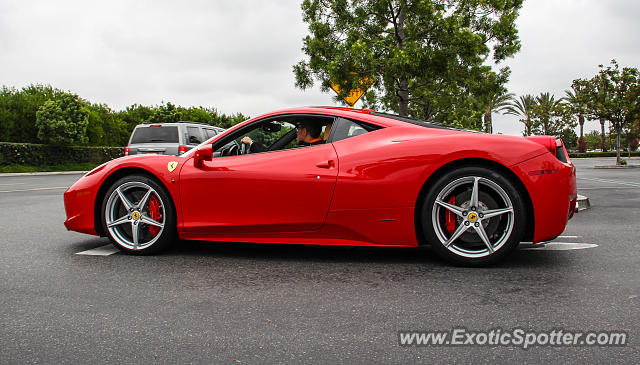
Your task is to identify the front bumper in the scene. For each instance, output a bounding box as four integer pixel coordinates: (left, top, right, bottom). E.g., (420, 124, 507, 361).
(63, 173, 100, 236)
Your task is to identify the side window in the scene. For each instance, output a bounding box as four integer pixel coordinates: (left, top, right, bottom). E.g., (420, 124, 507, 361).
(211, 116, 333, 157)
(204, 128, 217, 139)
(244, 121, 297, 151)
(186, 126, 203, 145)
(330, 118, 378, 142)
(212, 120, 297, 157)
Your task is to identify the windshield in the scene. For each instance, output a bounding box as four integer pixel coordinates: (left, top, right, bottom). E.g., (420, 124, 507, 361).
(130, 126, 179, 144)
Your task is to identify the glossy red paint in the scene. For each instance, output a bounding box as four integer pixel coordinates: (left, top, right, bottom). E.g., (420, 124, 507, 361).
(525, 135, 557, 154)
(64, 107, 576, 248)
(63, 154, 187, 236)
(179, 142, 338, 234)
(510, 151, 577, 242)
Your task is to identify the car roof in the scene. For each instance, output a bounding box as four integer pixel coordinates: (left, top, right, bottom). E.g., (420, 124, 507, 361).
(253, 106, 447, 130)
(135, 122, 221, 128)
(249, 107, 394, 127)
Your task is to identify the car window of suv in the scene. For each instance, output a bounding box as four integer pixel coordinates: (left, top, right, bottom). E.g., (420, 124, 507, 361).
(130, 126, 179, 144)
(204, 128, 217, 139)
(186, 126, 203, 145)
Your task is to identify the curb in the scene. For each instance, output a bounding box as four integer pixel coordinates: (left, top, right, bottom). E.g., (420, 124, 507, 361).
(0, 171, 88, 177)
(575, 194, 590, 212)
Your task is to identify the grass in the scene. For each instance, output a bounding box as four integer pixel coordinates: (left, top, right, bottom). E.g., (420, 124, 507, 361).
(0, 162, 100, 173)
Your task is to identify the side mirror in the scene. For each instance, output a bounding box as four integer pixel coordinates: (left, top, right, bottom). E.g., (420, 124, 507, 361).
(194, 144, 213, 168)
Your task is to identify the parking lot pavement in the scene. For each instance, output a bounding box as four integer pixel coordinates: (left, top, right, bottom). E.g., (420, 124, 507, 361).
(0, 173, 81, 193)
(0, 160, 638, 364)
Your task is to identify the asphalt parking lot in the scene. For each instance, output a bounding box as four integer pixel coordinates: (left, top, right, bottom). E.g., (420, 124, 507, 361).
(0, 157, 638, 364)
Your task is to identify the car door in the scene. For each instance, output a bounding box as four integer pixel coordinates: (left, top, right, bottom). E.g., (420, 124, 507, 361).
(179, 119, 338, 235)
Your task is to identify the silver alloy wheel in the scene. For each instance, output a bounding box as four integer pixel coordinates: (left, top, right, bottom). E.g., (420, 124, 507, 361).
(431, 176, 514, 258)
(105, 181, 166, 250)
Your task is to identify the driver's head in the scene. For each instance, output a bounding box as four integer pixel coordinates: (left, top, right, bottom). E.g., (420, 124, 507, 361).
(296, 121, 321, 142)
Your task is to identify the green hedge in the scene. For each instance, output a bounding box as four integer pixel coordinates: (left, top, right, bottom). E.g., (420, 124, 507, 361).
(0, 142, 124, 166)
(569, 151, 640, 158)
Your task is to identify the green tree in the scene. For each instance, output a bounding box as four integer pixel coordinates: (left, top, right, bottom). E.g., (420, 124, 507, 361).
(87, 103, 129, 146)
(557, 127, 578, 150)
(35, 93, 89, 145)
(531, 92, 574, 136)
(599, 118, 608, 152)
(564, 86, 588, 152)
(2, 83, 249, 147)
(0, 84, 67, 143)
(625, 119, 640, 152)
(182, 106, 214, 125)
(582, 130, 601, 150)
(573, 60, 640, 165)
(117, 104, 154, 137)
(148, 102, 182, 124)
(0, 86, 17, 142)
(294, 0, 523, 127)
(213, 112, 249, 129)
(504, 94, 537, 136)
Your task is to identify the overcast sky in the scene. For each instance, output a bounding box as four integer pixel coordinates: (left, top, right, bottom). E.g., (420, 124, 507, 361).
(1, 0, 639, 135)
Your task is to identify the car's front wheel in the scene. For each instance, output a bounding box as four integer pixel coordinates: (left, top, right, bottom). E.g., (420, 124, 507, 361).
(421, 166, 527, 266)
(101, 174, 176, 254)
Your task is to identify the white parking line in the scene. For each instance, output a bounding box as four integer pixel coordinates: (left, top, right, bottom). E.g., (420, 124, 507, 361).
(76, 245, 119, 256)
(577, 177, 640, 187)
(520, 236, 598, 251)
(579, 186, 638, 190)
(521, 242, 598, 251)
(0, 182, 25, 186)
(0, 186, 69, 193)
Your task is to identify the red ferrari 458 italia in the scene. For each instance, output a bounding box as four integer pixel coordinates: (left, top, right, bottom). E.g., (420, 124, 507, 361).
(64, 107, 577, 265)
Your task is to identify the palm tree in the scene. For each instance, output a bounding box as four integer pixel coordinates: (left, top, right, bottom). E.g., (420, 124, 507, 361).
(504, 94, 537, 136)
(600, 118, 608, 152)
(534, 92, 562, 135)
(564, 87, 587, 152)
(482, 91, 514, 133)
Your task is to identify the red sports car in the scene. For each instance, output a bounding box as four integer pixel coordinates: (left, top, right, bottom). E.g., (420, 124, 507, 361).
(64, 107, 577, 266)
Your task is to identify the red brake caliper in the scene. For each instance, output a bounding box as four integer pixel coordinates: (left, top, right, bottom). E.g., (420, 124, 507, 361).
(445, 196, 456, 234)
(148, 195, 162, 237)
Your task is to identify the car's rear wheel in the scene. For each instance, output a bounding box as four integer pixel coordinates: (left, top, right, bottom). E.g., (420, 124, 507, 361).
(101, 174, 176, 254)
(421, 166, 526, 266)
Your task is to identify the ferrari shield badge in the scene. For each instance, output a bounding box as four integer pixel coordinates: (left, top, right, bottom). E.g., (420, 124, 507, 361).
(167, 161, 178, 172)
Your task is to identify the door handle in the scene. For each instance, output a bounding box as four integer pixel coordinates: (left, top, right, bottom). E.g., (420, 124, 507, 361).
(315, 160, 335, 169)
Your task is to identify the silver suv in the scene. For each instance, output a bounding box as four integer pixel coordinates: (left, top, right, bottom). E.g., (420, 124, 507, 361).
(125, 122, 225, 156)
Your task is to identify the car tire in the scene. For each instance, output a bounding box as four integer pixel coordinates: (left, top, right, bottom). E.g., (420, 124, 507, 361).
(421, 166, 527, 266)
(101, 174, 176, 254)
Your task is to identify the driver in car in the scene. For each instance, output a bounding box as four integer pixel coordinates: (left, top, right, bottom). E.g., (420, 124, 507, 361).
(296, 121, 324, 146)
(240, 121, 324, 153)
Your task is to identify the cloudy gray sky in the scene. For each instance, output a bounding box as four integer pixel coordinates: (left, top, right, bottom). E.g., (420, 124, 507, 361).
(1, 0, 639, 135)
